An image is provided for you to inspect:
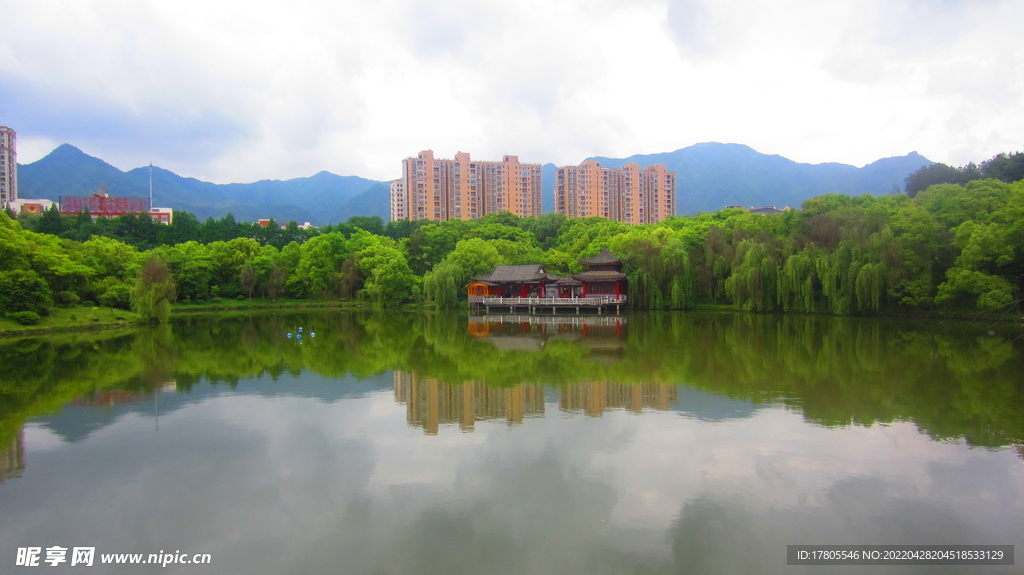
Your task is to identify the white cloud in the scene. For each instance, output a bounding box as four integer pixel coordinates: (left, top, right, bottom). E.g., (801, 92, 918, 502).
(1, 0, 1021, 182)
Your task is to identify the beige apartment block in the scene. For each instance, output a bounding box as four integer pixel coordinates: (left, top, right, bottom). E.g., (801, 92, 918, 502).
(556, 160, 675, 224)
(389, 179, 406, 222)
(0, 126, 17, 208)
(396, 150, 542, 221)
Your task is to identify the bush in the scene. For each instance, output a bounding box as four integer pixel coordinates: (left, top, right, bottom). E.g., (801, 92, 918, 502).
(10, 311, 41, 325)
(236, 294, 245, 301)
(0, 270, 53, 315)
(98, 283, 131, 309)
(55, 291, 81, 306)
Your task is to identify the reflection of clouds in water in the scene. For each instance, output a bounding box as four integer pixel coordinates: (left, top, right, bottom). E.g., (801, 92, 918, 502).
(0, 391, 1021, 575)
(21, 423, 64, 453)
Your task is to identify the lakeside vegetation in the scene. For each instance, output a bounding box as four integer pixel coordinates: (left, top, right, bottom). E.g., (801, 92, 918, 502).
(3, 168, 1024, 322)
(1, 311, 1021, 452)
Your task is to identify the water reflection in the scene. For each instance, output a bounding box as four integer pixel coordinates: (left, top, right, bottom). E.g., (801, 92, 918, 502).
(0, 311, 1023, 574)
(0, 429, 24, 483)
(1, 311, 1022, 451)
(394, 373, 545, 434)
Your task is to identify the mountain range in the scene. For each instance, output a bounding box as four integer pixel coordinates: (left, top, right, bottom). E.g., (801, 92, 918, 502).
(18, 144, 389, 226)
(18, 143, 932, 225)
(587, 143, 932, 214)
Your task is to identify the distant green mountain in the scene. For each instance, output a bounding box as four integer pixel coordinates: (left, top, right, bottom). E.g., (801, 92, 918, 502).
(19, 142, 932, 224)
(331, 181, 391, 223)
(542, 163, 557, 213)
(588, 143, 933, 214)
(18, 144, 388, 225)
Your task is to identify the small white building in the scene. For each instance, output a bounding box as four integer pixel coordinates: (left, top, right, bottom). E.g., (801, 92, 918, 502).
(149, 207, 174, 224)
(8, 198, 58, 216)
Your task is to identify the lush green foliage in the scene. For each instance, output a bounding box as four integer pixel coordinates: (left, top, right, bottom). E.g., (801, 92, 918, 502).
(5, 173, 1024, 316)
(905, 151, 1024, 197)
(9, 311, 41, 325)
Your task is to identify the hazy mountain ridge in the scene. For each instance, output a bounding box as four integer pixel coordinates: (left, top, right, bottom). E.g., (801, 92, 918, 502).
(19, 144, 388, 225)
(588, 143, 932, 214)
(18, 142, 932, 224)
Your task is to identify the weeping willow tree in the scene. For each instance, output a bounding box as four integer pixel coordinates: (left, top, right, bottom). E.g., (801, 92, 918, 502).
(815, 242, 860, 315)
(423, 260, 463, 309)
(697, 226, 733, 303)
(132, 256, 176, 322)
(725, 240, 778, 311)
(778, 247, 820, 312)
(855, 262, 886, 311)
(665, 237, 697, 309)
(626, 268, 665, 310)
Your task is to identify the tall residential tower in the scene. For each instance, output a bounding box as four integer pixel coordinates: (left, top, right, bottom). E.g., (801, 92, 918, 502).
(0, 127, 17, 209)
(555, 161, 675, 224)
(396, 150, 542, 221)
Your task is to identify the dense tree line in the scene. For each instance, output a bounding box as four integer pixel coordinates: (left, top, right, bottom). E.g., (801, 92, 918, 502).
(3, 175, 1023, 322)
(905, 151, 1024, 197)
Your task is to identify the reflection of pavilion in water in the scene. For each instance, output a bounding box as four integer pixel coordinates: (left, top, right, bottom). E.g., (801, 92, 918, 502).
(468, 315, 625, 363)
(394, 372, 679, 434)
(0, 428, 25, 483)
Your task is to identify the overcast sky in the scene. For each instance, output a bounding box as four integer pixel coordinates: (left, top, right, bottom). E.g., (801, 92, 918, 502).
(2, 0, 1021, 183)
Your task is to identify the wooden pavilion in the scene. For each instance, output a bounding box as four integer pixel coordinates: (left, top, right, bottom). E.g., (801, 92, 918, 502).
(466, 248, 628, 314)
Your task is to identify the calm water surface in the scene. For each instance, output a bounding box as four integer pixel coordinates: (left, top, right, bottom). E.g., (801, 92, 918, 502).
(0, 311, 1022, 574)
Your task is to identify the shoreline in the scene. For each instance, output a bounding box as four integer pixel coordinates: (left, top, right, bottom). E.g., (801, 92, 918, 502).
(3, 300, 1020, 339)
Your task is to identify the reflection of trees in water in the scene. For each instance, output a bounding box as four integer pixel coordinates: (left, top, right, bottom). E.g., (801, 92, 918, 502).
(0, 311, 1022, 450)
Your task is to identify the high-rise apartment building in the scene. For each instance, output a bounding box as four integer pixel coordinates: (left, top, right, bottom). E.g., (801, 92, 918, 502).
(389, 179, 406, 222)
(396, 150, 542, 221)
(0, 127, 17, 209)
(556, 161, 675, 224)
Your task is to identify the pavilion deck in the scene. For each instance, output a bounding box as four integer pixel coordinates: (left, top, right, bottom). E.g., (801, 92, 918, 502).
(468, 295, 627, 314)
(469, 314, 627, 327)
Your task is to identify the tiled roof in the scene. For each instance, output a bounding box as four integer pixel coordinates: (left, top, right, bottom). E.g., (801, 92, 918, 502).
(572, 270, 626, 281)
(579, 248, 621, 265)
(472, 264, 548, 283)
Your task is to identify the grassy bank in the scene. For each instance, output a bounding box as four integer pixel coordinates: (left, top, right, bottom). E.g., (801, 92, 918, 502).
(0, 298, 427, 339)
(0, 306, 147, 338)
(172, 297, 434, 313)
(172, 297, 352, 313)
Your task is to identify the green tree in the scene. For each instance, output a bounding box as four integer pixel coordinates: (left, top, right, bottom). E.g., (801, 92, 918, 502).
(0, 269, 53, 315)
(37, 204, 66, 236)
(131, 257, 176, 322)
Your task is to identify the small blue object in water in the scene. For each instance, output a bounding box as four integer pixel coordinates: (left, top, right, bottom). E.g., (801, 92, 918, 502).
(287, 333, 293, 338)
(297, 333, 302, 339)
(298, 327, 303, 332)
(310, 333, 315, 337)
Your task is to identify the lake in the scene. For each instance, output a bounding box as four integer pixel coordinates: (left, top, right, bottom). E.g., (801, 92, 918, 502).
(1, 311, 1022, 574)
